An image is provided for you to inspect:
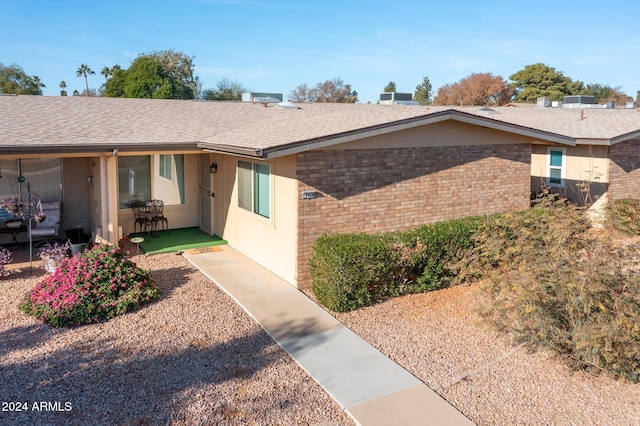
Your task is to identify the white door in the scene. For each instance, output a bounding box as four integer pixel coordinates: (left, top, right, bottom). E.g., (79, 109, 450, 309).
(199, 154, 213, 234)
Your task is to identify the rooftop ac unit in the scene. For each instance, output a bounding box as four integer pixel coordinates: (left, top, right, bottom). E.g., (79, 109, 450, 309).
(242, 92, 283, 103)
(537, 97, 551, 107)
(563, 95, 595, 105)
(380, 92, 413, 104)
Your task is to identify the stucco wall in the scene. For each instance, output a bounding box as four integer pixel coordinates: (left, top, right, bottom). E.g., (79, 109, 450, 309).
(117, 154, 200, 236)
(219, 155, 298, 285)
(531, 144, 609, 206)
(296, 143, 531, 290)
(609, 139, 640, 201)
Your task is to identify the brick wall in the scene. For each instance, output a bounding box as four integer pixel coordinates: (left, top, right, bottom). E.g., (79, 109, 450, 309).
(296, 144, 531, 290)
(609, 139, 640, 201)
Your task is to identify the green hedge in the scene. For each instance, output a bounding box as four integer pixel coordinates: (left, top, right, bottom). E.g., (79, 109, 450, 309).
(310, 217, 479, 312)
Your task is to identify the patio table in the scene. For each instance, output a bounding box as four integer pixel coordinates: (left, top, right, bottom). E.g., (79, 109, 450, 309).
(0, 224, 27, 248)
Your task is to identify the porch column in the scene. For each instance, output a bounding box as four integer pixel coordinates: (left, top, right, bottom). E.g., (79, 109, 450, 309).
(103, 155, 120, 244)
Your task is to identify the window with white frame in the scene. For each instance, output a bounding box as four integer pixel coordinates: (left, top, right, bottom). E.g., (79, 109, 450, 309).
(238, 160, 270, 218)
(547, 148, 566, 187)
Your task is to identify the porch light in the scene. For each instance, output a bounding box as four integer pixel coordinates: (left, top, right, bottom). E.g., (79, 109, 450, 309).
(210, 163, 218, 174)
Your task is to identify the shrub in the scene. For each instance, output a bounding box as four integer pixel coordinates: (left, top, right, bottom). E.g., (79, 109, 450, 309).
(0, 247, 12, 277)
(310, 216, 480, 312)
(19, 244, 159, 327)
(607, 198, 640, 236)
(458, 195, 589, 283)
(390, 217, 480, 294)
(310, 233, 397, 312)
(469, 196, 640, 381)
(480, 236, 640, 382)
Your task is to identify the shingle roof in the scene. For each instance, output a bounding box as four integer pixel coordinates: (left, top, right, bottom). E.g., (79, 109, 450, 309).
(1, 95, 639, 157)
(455, 105, 640, 142)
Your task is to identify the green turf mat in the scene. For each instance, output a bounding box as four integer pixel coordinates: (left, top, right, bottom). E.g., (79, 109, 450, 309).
(130, 227, 227, 255)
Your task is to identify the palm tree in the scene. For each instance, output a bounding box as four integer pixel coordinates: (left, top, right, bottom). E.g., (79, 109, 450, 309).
(100, 66, 112, 81)
(76, 64, 95, 96)
(59, 80, 67, 96)
(30, 76, 46, 95)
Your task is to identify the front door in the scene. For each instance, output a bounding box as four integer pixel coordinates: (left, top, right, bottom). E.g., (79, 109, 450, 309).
(199, 154, 213, 234)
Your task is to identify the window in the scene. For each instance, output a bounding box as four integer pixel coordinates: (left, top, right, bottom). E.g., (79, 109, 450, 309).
(119, 156, 150, 207)
(238, 160, 270, 218)
(547, 148, 566, 187)
(118, 154, 185, 208)
(159, 154, 172, 180)
(0, 158, 62, 220)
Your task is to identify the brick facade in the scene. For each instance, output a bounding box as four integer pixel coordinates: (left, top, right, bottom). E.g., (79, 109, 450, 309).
(609, 139, 640, 202)
(296, 144, 532, 290)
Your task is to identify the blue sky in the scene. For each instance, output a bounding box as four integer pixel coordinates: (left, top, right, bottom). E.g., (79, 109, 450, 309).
(1, 0, 639, 103)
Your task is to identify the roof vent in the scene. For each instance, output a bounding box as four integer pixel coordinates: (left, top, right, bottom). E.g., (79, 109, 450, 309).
(478, 106, 498, 114)
(276, 101, 300, 109)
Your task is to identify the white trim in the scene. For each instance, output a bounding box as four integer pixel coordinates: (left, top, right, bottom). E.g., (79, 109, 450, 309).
(546, 147, 566, 188)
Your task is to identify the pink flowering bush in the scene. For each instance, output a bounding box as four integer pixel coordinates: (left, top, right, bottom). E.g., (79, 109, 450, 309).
(19, 244, 159, 327)
(0, 247, 12, 277)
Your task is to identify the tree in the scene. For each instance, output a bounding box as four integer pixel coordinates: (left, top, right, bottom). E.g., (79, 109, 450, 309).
(582, 83, 630, 105)
(383, 81, 397, 92)
(59, 80, 67, 96)
(30, 76, 45, 94)
(104, 50, 198, 99)
(509, 63, 583, 102)
(434, 72, 513, 106)
(0, 63, 44, 95)
(414, 76, 433, 105)
(76, 64, 95, 96)
(289, 77, 357, 103)
(200, 78, 248, 101)
(101, 66, 112, 81)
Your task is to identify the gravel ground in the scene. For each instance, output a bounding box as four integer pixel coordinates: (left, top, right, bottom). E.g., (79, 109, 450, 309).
(330, 283, 640, 426)
(0, 250, 353, 426)
(3, 247, 640, 426)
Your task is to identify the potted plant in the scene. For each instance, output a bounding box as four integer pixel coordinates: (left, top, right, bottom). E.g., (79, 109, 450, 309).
(38, 240, 71, 273)
(33, 212, 47, 223)
(65, 225, 91, 255)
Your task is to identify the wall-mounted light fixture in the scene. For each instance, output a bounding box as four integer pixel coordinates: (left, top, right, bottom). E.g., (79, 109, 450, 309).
(209, 163, 218, 174)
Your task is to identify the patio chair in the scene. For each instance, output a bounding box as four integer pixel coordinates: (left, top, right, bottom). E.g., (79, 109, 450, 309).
(150, 199, 168, 232)
(30, 201, 61, 246)
(130, 200, 153, 234)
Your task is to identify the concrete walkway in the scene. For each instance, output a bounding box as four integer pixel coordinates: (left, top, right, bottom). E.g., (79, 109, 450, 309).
(183, 246, 474, 426)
